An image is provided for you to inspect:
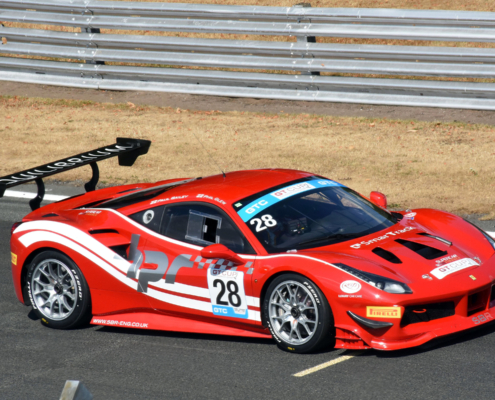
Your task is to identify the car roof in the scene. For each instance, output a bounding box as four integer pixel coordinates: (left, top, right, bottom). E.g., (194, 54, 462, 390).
(146, 168, 315, 205)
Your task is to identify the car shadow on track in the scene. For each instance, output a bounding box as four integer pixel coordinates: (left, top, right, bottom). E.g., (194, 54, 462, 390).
(94, 325, 277, 347)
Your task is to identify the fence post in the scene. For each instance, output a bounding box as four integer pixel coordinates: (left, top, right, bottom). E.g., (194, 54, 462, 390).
(293, 3, 320, 76)
(82, 9, 105, 65)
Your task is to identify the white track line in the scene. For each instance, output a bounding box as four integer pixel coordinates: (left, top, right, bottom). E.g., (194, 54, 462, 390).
(3, 190, 494, 240)
(293, 351, 364, 377)
(3, 190, 68, 201)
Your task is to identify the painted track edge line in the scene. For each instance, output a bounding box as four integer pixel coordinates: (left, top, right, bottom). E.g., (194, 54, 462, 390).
(293, 350, 365, 377)
(3, 190, 68, 201)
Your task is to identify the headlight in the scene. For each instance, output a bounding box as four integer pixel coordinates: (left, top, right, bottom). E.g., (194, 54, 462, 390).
(335, 263, 413, 294)
(464, 219, 495, 252)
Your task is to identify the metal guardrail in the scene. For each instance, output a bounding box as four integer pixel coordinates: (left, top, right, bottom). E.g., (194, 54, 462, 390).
(1, 0, 495, 109)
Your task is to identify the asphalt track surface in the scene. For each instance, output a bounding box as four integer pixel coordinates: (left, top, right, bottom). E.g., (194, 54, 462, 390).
(1, 185, 495, 400)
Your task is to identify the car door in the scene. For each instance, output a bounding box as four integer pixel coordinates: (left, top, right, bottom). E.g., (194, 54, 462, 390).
(135, 202, 260, 325)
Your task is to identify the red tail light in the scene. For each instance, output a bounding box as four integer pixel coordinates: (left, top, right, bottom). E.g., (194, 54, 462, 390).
(11, 222, 23, 236)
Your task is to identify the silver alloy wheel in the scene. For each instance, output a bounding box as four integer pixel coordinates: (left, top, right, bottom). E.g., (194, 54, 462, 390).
(268, 280, 319, 345)
(31, 259, 78, 321)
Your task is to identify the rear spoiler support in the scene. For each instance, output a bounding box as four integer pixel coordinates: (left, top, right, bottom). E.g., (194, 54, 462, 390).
(0, 137, 151, 211)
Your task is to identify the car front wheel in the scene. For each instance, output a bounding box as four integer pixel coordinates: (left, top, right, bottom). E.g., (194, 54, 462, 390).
(26, 251, 91, 329)
(263, 273, 335, 353)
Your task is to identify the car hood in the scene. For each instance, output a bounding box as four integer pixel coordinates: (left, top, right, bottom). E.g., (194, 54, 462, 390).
(299, 218, 490, 286)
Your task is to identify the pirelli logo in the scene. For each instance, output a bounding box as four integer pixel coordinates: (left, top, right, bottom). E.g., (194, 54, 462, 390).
(366, 306, 401, 319)
(11, 252, 17, 266)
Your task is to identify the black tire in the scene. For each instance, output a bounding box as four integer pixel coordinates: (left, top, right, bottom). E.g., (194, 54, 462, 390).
(262, 273, 334, 353)
(25, 250, 92, 329)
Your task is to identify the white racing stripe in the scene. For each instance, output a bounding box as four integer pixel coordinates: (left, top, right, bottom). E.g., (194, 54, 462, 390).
(16, 221, 261, 320)
(4, 190, 68, 201)
(293, 351, 364, 377)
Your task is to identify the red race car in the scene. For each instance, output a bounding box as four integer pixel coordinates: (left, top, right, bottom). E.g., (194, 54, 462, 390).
(3, 138, 495, 353)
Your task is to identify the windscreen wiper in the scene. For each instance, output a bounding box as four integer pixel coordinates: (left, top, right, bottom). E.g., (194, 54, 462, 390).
(297, 233, 362, 247)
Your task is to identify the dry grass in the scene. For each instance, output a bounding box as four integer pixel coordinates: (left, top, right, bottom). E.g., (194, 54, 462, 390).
(1, 95, 494, 216)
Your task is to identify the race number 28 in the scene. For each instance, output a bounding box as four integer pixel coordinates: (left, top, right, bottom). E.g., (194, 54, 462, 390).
(207, 269, 248, 319)
(250, 214, 277, 232)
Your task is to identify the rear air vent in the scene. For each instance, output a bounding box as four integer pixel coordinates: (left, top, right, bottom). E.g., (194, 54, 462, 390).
(110, 244, 129, 260)
(395, 239, 448, 260)
(372, 247, 402, 264)
(417, 232, 452, 246)
(76, 198, 112, 209)
(42, 213, 58, 218)
(89, 229, 119, 235)
(117, 188, 141, 194)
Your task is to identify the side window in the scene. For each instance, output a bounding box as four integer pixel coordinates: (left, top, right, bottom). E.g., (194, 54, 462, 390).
(129, 205, 165, 233)
(161, 203, 255, 254)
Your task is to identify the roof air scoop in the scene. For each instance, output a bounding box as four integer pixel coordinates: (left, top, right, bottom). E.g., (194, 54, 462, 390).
(395, 239, 448, 260)
(372, 247, 402, 264)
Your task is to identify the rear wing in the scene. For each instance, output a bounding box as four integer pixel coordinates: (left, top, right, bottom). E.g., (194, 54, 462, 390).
(0, 137, 151, 211)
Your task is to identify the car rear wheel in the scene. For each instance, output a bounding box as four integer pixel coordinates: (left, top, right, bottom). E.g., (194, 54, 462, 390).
(263, 273, 335, 353)
(26, 251, 91, 329)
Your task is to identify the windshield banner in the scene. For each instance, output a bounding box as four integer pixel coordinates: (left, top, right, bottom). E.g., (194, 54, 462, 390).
(236, 179, 343, 222)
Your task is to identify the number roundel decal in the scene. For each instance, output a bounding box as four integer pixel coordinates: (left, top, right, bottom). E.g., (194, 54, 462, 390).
(207, 269, 248, 319)
(250, 214, 277, 232)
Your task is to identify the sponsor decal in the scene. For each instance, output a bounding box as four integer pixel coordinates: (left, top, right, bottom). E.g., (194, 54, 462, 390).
(92, 318, 149, 328)
(27, 281, 36, 309)
(340, 280, 361, 294)
(72, 270, 83, 300)
(422, 274, 432, 280)
(143, 210, 154, 224)
(237, 179, 344, 222)
(350, 226, 415, 249)
(430, 258, 479, 280)
(366, 306, 402, 319)
(207, 269, 248, 319)
(469, 275, 477, 281)
(78, 210, 101, 216)
(150, 195, 188, 205)
(235, 202, 242, 207)
(11, 252, 17, 265)
(435, 254, 459, 267)
(404, 212, 416, 219)
(196, 194, 227, 205)
(472, 312, 493, 325)
(271, 182, 315, 200)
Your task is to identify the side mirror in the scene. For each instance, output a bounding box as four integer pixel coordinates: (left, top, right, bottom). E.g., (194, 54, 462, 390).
(201, 243, 244, 265)
(370, 191, 387, 209)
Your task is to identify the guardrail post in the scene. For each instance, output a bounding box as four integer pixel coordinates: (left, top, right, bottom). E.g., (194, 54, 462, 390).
(293, 3, 320, 76)
(82, 9, 104, 65)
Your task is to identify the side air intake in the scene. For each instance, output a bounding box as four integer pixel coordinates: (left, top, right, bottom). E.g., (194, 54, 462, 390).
(372, 247, 402, 264)
(395, 239, 448, 260)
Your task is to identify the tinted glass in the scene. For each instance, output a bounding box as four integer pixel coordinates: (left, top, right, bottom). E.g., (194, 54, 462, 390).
(235, 178, 397, 253)
(129, 205, 165, 233)
(161, 203, 255, 254)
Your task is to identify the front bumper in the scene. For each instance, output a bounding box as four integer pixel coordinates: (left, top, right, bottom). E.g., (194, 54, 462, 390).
(336, 285, 495, 351)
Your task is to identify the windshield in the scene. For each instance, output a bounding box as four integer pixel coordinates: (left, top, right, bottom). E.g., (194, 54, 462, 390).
(233, 178, 397, 253)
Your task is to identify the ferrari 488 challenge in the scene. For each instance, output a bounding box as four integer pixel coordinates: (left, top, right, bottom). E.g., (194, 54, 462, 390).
(2, 138, 495, 353)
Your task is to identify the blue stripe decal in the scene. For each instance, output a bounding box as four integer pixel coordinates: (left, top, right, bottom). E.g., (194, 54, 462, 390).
(237, 179, 344, 222)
